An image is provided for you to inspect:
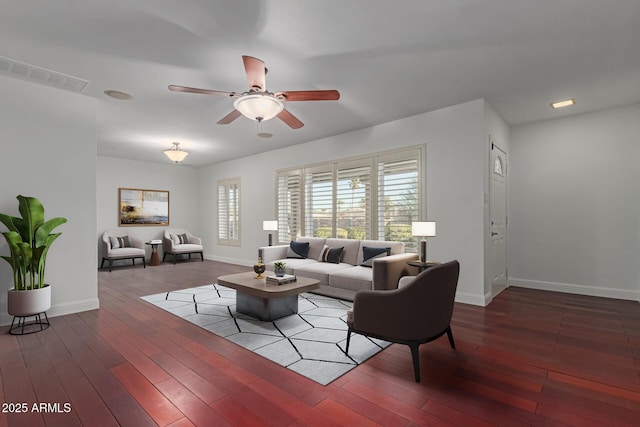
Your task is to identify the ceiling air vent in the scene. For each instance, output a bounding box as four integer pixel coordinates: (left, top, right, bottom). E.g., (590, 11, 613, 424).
(0, 55, 90, 93)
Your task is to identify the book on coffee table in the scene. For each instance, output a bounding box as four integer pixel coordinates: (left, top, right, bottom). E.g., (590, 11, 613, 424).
(266, 274, 297, 285)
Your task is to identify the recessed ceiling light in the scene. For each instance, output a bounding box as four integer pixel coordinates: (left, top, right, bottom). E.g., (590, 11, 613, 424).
(104, 90, 133, 100)
(550, 98, 576, 109)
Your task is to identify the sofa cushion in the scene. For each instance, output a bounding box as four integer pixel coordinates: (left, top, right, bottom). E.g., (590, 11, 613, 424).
(110, 235, 131, 249)
(360, 246, 391, 267)
(329, 266, 374, 292)
(265, 257, 315, 275)
(294, 262, 352, 285)
(398, 275, 416, 289)
(319, 246, 344, 264)
(110, 247, 145, 258)
(170, 243, 202, 254)
(295, 237, 326, 260)
(325, 238, 361, 265)
(287, 240, 310, 259)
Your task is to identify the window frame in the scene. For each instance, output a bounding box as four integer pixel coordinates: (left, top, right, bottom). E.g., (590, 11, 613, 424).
(275, 145, 423, 249)
(217, 176, 241, 246)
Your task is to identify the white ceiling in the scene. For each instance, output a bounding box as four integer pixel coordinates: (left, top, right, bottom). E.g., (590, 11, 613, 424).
(2, 0, 639, 167)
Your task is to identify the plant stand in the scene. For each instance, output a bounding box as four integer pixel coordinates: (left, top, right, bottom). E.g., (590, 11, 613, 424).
(9, 312, 50, 335)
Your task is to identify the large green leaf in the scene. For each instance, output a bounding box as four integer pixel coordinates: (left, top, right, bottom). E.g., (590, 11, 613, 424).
(17, 195, 44, 245)
(35, 217, 67, 247)
(0, 213, 19, 233)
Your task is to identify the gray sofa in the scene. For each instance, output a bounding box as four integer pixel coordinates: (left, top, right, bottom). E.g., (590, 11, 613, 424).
(259, 237, 417, 301)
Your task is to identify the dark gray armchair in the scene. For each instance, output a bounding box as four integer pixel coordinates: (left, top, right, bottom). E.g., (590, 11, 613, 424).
(346, 260, 460, 382)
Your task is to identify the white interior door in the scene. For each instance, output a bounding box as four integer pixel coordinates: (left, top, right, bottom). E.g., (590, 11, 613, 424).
(490, 142, 508, 297)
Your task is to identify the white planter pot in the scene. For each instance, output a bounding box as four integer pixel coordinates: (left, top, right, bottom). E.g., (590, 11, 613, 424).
(8, 285, 51, 317)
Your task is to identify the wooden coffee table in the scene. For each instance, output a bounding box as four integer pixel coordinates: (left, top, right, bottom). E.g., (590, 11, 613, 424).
(216, 271, 320, 321)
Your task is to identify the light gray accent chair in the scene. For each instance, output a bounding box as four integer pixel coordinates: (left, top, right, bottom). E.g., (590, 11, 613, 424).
(162, 228, 204, 264)
(100, 230, 146, 272)
(346, 260, 460, 382)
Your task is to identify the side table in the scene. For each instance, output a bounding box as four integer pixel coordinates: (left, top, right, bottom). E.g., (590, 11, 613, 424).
(145, 241, 161, 266)
(408, 260, 440, 273)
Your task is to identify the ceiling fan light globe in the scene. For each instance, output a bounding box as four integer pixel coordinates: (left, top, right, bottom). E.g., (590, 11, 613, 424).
(234, 93, 284, 121)
(164, 142, 189, 163)
(164, 150, 189, 162)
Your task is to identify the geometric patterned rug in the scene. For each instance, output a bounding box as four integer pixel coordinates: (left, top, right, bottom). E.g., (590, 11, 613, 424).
(141, 284, 390, 385)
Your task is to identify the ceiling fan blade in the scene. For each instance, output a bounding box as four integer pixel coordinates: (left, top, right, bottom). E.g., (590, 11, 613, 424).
(168, 85, 235, 96)
(217, 109, 242, 125)
(242, 55, 266, 91)
(277, 108, 304, 129)
(276, 90, 340, 101)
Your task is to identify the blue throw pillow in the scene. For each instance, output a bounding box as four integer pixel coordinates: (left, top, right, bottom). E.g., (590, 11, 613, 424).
(286, 241, 310, 259)
(360, 246, 391, 267)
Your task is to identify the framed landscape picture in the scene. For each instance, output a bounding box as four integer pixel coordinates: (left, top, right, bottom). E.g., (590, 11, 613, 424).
(119, 188, 169, 226)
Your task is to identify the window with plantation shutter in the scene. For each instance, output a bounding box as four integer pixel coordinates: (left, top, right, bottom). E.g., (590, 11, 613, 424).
(336, 162, 372, 239)
(218, 177, 240, 246)
(276, 171, 301, 243)
(377, 156, 419, 251)
(304, 167, 334, 238)
(275, 145, 422, 251)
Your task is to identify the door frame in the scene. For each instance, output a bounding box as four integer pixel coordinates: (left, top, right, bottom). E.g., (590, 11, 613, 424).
(489, 140, 508, 300)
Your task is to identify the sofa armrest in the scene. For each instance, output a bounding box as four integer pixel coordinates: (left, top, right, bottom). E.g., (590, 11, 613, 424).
(372, 252, 419, 291)
(258, 245, 289, 263)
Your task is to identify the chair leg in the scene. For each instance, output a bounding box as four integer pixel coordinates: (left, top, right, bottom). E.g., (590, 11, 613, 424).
(446, 326, 456, 349)
(409, 342, 421, 382)
(200, 252, 204, 261)
(173, 253, 176, 265)
(345, 328, 352, 353)
(142, 256, 146, 268)
(188, 253, 191, 260)
(163, 252, 168, 262)
(100, 258, 105, 269)
(108, 259, 113, 272)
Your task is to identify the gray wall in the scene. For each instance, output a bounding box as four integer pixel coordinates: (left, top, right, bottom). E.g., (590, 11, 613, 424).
(0, 75, 99, 325)
(509, 103, 640, 300)
(96, 156, 199, 265)
(198, 99, 490, 305)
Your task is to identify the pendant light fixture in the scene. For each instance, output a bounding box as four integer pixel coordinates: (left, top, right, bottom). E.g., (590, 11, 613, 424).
(164, 142, 189, 163)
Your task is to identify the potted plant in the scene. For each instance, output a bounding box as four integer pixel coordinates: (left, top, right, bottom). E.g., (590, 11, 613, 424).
(273, 261, 286, 277)
(0, 195, 67, 327)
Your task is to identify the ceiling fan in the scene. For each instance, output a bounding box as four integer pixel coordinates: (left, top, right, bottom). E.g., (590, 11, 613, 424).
(168, 55, 340, 130)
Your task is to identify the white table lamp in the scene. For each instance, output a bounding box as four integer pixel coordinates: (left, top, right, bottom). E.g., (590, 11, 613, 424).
(412, 221, 436, 263)
(263, 220, 278, 246)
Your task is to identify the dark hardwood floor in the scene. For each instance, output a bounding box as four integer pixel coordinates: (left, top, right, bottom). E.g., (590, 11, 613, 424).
(1, 259, 640, 426)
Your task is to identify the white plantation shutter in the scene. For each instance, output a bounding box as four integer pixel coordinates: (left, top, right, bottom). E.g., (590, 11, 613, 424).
(275, 146, 422, 250)
(218, 177, 240, 245)
(276, 170, 302, 243)
(336, 161, 372, 239)
(377, 155, 420, 250)
(304, 166, 334, 237)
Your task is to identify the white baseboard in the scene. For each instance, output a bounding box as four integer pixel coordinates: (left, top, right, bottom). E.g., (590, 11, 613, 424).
(455, 291, 489, 307)
(510, 277, 640, 302)
(204, 254, 253, 267)
(0, 298, 100, 327)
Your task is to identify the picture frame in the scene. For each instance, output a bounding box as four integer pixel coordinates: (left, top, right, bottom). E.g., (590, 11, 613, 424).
(118, 188, 169, 226)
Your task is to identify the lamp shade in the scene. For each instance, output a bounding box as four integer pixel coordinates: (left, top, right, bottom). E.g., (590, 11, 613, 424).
(263, 220, 278, 231)
(234, 94, 284, 121)
(412, 221, 436, 237)
(164, 142, 189, 163)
